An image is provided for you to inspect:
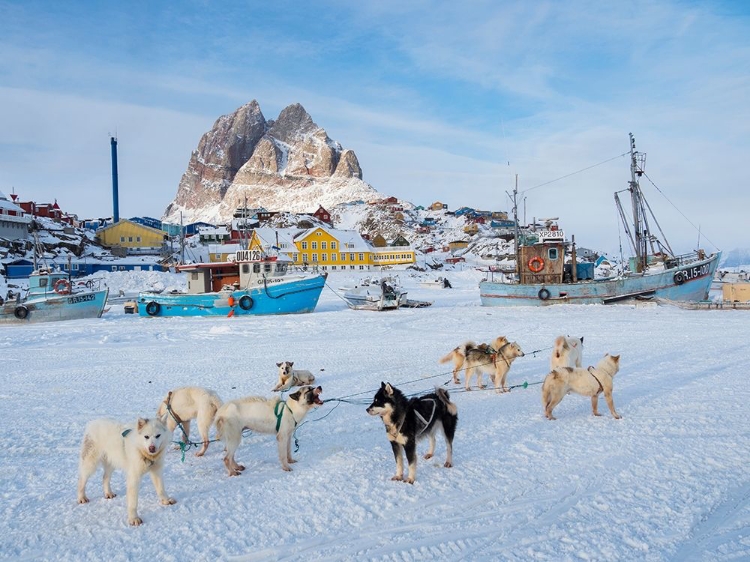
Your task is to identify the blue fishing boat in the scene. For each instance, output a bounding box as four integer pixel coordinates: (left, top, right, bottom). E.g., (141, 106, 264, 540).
(0, 269, 109, 324)
(479, 134, 721, 306)
(137, 249, 326, 317)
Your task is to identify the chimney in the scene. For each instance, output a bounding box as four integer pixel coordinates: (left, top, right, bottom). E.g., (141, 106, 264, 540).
(110, 136, 120, 223)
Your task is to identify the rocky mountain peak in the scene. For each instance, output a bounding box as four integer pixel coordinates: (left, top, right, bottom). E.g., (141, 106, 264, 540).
(163, 100, 381, 225)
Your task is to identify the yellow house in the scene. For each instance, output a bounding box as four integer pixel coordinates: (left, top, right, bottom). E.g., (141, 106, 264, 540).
(463, 223, 479, 235)
(448, 240, 469, 252)
(293, 227, 372, 271)
(96, 219, 166, 254)
(429, 201, 447, 211)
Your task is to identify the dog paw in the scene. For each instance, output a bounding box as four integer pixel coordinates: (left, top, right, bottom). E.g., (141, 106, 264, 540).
(195, 451, 205, 458)
(161, 497, 177, 506)
(288, 458, 298, 464)
(423, 453, 433, 460)
(444, 461, 453, 468)
(391, 475, 403, 481)
(104, 492, 116, 500)
(77, 496, 89, 504)
(282, 466, 293, 472)
(236, 464, 246, 471)
(129, 516, 143, 526)
(614, 414, 622, 419)
(405, 478, 415, 484)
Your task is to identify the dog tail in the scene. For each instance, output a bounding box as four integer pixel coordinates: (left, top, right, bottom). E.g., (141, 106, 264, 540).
(439, 349, 458, 364)
(214, 416, 225, 440)
(435, 387, 458, 416)
(552, 335, 568, 359)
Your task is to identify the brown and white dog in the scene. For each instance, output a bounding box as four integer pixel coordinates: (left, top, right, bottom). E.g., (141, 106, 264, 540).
(156, 386, 223, 456)
(550, 336, 584, 370)
(214, 385, 323, 475)
(77, 417, 176, 526)
(542, 353, 621, 420)
(273, 361, 316, 392)
(463, 341, 525, 392)
(440, 336, 508, 385)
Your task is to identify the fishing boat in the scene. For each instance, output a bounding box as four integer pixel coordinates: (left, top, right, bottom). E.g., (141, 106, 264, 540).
(137, 249, 326, 317)
(479, 134, 721, 306)
(0, 269, 109, 324)
(419, 276, 452, 289)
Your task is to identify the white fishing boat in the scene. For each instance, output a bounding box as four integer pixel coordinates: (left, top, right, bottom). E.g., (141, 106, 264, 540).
(419, 277, 452, 289)
(0, 269, 109, 324)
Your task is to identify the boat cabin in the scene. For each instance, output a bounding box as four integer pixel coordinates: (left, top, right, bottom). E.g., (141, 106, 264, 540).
(519, 242, 565, 284)
(177, 250, 291, 294)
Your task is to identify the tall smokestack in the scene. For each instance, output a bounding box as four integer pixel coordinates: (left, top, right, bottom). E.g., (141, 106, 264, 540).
(110, 136, 120, 223)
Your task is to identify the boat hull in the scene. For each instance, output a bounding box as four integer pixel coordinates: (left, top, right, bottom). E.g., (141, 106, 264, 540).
(480, 253, 720, 306)
(137, 275, 326, 317)
(0, 289, 110, 324)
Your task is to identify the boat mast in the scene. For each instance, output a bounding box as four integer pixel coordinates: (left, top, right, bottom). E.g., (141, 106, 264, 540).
(509, 174, 520, 278)
(628, 133, 648, 273)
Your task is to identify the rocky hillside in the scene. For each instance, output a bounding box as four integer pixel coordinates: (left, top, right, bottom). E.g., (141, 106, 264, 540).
(162, 101, 382, 225)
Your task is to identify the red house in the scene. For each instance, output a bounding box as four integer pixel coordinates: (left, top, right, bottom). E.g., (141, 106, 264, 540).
(313, 205, 332, 224)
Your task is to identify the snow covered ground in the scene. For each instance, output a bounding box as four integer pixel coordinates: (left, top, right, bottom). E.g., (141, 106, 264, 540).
(1, 269, 749, 561)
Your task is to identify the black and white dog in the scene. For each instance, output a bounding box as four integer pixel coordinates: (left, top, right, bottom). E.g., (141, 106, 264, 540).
(367, 382, 457, 484)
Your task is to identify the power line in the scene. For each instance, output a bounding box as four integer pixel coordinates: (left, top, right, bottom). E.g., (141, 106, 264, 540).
(519, 152, 629, 195)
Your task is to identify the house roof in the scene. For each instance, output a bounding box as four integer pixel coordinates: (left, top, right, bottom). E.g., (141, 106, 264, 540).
(95, 218, 165, 236)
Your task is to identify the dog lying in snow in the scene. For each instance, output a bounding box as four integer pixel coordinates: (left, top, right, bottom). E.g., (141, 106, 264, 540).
(77, 417, 176, 526)
(542, 353, 621, 420)
(214, 385, 323, 475)
(440, 336, 508, 385)
(367, 382, 457, 484)
(550, 335, 584, 370)
(462, 341, 525, 392)
(156, 386, 223, 456)
(273, 361, 316, 392)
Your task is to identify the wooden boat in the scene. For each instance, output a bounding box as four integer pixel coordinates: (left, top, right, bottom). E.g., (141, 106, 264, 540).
(0, 269, 109, 324)
(137, 249, 326, 317)
(479, 134, 720, 306)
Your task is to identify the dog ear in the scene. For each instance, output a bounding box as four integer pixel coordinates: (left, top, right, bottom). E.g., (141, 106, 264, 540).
(380, 381, 387, 389)
(137, 418, 147, 430)
(580, 337, 584, 345)
(385, 383, 394, 396)
(289, 390, 301, 401)
(289, 361, 294, 367)
(276, 362, 282, 367)
(610, 354, 620, 363)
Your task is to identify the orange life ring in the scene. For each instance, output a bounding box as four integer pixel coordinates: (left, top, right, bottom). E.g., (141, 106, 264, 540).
(53, 279, 72, 295)
(528, 257, 545, 273)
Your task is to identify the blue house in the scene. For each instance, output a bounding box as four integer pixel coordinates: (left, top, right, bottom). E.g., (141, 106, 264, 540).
(130, 216, 163, 230)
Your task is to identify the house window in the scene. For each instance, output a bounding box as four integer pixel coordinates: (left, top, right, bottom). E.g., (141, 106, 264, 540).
(331, 241, 337, 250)
(312, 254, 318, 262)
(301, 242, 308, 250)
(341, 253, 346, 262)
(128, 237, 133, 242)
(119, 266, 126, 271)
(316, 232, 322, 236)
(215, 254, 221, 260)
(350, 253, 355, 261)
(331, 253, 337, 262)
(136, 237, 141, 242)
(72, 264, 79, 270)
(358, 253, 364, 261)
(359, 265, 364, 270)
(548, 248, 559, 261)
(111, 266, 117, 271)
(293, 253, 299, 262)
(321, 254, 327, 262)
(312, 242, 318, 250)
(332, 266, 337, 270)
(120, 236, 125, 242)
(302, 253, 308, 263)
(321, 241, 327, 250)
(350, 266, 355, 270)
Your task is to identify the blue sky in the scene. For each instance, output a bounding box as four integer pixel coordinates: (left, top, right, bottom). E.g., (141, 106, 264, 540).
(1, 0, 749, 254)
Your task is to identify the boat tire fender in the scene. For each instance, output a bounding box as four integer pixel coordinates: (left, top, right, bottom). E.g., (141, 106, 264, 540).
(145, 301, 161, 316)
(14, 305, 29, 319)
(538, 288, 551, 301)
(528, 257, 545, 273)
(673, 271, 685, 285)
(238, 295, 253, 310)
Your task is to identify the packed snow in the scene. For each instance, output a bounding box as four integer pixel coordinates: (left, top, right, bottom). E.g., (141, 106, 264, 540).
(1, 268, 749, 561)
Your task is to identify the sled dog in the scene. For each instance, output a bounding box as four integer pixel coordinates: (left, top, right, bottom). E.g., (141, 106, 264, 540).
(542, 353, 621, 420)
(550, 336, 584, 370)
(366, 382, 457, 484)
(463, 341, 524, 392)
(214, 385, 323, 475)
(273, 361, 316, 392)
(156, 386, 223, 457)
(440, 336, 508, 385)
(77, 417, 176, 526)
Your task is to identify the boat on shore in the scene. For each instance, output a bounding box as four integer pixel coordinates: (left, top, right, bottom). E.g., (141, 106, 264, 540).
(137, 249, 326, 317)
(342, 276, 406, 311)
(479, 134, 721, 306)
(0, 269, 109, 324)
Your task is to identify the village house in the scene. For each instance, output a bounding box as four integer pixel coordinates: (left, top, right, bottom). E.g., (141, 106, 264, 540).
(0, 191, 31, 241)
(96, 219, 168, 255)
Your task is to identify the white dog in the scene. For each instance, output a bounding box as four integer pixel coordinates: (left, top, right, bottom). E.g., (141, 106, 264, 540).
(215, 385, 323, 475)
(77, 417, 176, 526)
(156, 386, 223, 456)
(273, 361, 316, 392)
(550, 335, 584, 370)
(542, 353, 621, 420)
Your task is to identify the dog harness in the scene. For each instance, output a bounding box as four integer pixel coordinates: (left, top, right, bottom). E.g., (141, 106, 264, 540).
(587, 367, 605, 395)
(163, 391, 190, 443)
(274, 400, 297, 432)
(493, 342, 513, 367)
(413, 398, 437, 435)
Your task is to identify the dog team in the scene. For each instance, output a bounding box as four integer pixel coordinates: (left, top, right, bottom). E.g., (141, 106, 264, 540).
(77, 337, 621, 524)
